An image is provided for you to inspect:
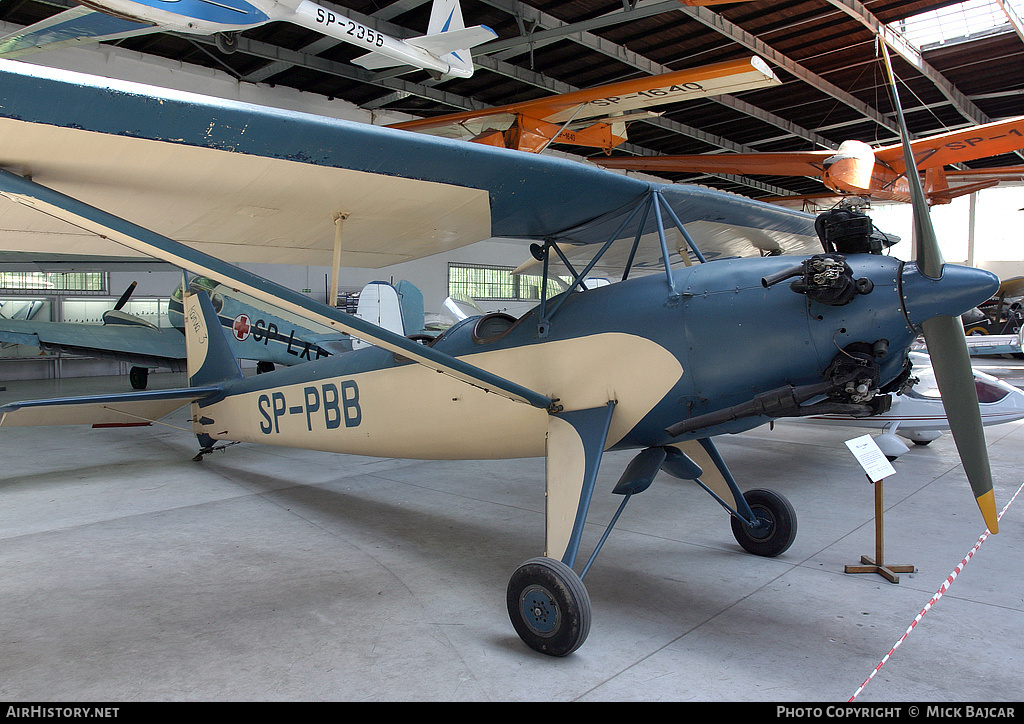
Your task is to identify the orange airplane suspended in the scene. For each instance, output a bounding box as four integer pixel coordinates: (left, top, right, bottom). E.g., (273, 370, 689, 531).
(388, 56, 780, 154)
(595, 116, 1024, 204)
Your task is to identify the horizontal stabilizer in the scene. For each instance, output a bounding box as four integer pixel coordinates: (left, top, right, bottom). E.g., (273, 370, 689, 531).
(405, 25, 497, 55)
(0, 386, 222, 427)
(0, 7, 156, 59)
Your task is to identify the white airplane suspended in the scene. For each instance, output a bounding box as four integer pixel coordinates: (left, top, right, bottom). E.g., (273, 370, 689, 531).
(0, 0, 495, 79)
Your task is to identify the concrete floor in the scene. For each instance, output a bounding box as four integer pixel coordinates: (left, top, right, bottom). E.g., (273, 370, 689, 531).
(1, 362, 1022, 703)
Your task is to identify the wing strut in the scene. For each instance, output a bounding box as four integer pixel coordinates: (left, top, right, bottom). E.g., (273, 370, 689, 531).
(655, 190, 707, 264)
(545, 401, 617, 567)
(536, 198, 647, 334)
(0, 169, 554, 411)
(534, 189, 708, 335)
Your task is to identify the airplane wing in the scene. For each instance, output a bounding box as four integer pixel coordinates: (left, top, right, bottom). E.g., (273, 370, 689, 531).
(965, 333, 1022, 356)
(599, 118, 1024, 181)
(0, 7, 158, 59)
(0, 59, 820, 269)
(0, 316, 185, 369)
(390, 57, 780, 144)
(595, 151, 834, 177)
(874, 116, 1024, 173)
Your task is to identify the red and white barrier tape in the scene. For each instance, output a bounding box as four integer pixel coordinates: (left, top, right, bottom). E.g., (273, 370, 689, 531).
(849, 479, 1024, 702)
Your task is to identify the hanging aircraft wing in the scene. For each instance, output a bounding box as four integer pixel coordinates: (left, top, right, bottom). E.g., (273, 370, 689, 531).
(874, 116, 1024, 174)
(0, 7, 158, 59)
(388, 57, 780, 153)
(597, 117, 1024, 181)
(595, 151, 834, 178)
(0, 59, 820, 269)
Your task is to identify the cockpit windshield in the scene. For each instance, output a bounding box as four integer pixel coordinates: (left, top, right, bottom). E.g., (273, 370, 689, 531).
(905, 365, 1010, 403)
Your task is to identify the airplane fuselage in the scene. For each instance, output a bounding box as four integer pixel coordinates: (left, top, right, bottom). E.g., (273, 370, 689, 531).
(192, 254, 992, 460)
(168, 280, 349, 366)
(79, 0, 480, 78)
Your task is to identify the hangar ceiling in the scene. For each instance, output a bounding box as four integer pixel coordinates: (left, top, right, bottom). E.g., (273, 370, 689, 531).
(0, 0, 1022, 203)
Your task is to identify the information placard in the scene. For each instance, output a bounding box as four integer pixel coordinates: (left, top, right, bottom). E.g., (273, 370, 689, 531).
(845, 434, 896, 482)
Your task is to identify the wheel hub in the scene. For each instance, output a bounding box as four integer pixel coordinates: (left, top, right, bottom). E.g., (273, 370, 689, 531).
(748, 508, 776, 541)
(520, 585, 560, 637)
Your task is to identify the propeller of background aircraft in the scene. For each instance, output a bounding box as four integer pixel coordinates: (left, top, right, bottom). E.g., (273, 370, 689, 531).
(111, 281, 136, 312)
(881, 44, 999, 534)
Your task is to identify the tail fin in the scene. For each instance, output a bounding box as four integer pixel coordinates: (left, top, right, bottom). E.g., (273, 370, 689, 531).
(423, 0, 491, 77)
(184, 287, 243, 386)
(427, 0, 466, 34)
(352, 281, 405, 351)
(394, 280, 425, 337)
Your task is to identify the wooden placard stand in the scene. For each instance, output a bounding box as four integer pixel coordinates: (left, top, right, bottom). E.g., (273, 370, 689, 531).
(844, 475, 915, 583)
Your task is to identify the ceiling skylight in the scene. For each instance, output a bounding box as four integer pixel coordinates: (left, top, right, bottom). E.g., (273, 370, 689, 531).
(890, 0, 1021, 49)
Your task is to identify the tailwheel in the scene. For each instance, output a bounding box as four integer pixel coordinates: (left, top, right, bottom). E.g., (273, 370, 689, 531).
(507, 557, 591, 656)
(730, 488, 797, 557)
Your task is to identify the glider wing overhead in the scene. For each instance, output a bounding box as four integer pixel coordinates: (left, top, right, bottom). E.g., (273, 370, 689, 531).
(0, 59, 819, 267)
(0, 7, 158, 59)
(598, 116, 1024, 204)
(874, 116, 1024, 174)
(596, 151, 834, 178)
(389, 57, 780, 153)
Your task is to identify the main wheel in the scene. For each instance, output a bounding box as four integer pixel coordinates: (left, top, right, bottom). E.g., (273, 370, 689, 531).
(129, 366, 149, 390)
(506, 557, 591, 657)
(730, 488, 797, 557)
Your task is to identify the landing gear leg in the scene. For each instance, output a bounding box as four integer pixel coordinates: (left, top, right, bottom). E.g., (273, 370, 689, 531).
(508, 403, 613, 656)
(506, 557, 591, 657)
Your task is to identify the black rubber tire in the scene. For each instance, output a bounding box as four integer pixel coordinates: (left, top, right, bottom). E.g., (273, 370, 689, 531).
(730, 488, 797, 557)
(129, 366, 148, 390)
(506, 556, 591, 657)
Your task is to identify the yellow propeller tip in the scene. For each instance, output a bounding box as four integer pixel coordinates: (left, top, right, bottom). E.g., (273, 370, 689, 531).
(977, 489, 999, 534)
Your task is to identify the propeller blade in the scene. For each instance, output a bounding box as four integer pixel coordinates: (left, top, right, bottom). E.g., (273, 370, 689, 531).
(113, 281, 137, 311)
(880, 43, 998, 533)
(880, 47, 943, 280)
(921, 316, 999, 532)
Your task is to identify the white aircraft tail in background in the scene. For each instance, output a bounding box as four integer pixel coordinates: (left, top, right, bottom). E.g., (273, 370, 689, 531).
(349, 0, 489, 77)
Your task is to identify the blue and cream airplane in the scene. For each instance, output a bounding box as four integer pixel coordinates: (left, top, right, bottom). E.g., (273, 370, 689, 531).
(0, 276, 416, 388)
(0, 0, 495, 79)
(0, 56, 1004, 657)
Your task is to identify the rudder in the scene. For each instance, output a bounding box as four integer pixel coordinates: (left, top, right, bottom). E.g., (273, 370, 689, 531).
(184, 286, 243, 387)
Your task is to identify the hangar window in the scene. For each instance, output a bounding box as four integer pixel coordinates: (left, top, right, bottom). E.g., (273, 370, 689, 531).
(892, 0, 1021, 49)
(0, 271, 107, 294)
(448, 263, 557, 302)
